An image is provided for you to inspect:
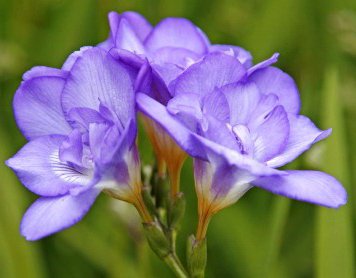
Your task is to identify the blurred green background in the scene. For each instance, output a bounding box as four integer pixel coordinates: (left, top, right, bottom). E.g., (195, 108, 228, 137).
(1, 0, 355, 277)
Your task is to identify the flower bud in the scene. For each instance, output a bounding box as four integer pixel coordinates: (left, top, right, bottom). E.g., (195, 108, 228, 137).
(143, 221, 171, 259)
(168, 192, 186, 229)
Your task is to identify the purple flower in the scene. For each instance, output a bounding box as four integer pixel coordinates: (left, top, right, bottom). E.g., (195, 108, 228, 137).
(100, 11, 262, 196)
(102, 11, 253, 97)
(6, 47, 142, 240)
(137, 52, 347, 214)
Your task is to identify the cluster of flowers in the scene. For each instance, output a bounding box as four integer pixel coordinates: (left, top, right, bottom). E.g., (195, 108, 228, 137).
(7, 11, 346, 242)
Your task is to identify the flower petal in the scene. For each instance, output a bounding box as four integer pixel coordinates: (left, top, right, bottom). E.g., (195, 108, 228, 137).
(223, 82, 261, 126)
(108, 11, 152, 44)
(247, 53, 279, 75)
(253, 170, 347, 208)
(135, 62, 172, 104)
(209, 44, 253, 67)
(20, 189, 100, 241)
(6, 135, 92, 197)
(167, 92, 203, 129)
(62, 46, 93, 71)
(59, 129, 83, 166)
(172, 52, 246, 97)
(267, 114, 331, 167)
(144, 18, 208, 54)
(137, 93, 284, 178)
(62, 47, 135, 125)
(14, 75, 71, 140)
(114, 18, 146, 54)
(22, 66, 67, 80)
(249, 66, 300, 114)
(250, 105, 290, 162)
(137, 93, 206, 158)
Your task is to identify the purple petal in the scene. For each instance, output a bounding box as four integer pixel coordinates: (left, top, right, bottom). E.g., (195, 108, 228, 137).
(202, 115, 239, 150)
(249, 66, 300, 114)
(137, 93, 284, 178)
(202, 88, 230, 123)
(144, 18, 208, 54)
(6, 135, 92, 197)
(223, 82, 261, 125)
(115, 18, 146, 54)
(62, 46, 93, 71)
(172, 53, 246, 97)
(253, 170, 347, 208)
(109, 48, 145, 69)
(23, 66, 67, 80)
(250, 106, 290, 162)
(89, 123, 120, 165)
(14, 76, 71, 140)
(135, 62, 172, 104)
(137, 93, 206, 158)
(62, 47, 135, 125)
(247, 53, 279, 75)
(209, 44, 253, 67)
(267, 114, 331, 167)
(20, 188, 100, 241)
(59, 129, 83, 166)
(67, 107, 108, 132)
(108, 11, 152, 44)
(167, 93, 203, 129)
(120, 11, 152, 41)
(150, 47, 200, 68)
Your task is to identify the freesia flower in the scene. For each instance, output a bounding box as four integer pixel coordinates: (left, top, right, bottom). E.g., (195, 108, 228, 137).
(6, 47, 151, 240)
(137, 52, 347, 239)
(100, 11, 256, 197)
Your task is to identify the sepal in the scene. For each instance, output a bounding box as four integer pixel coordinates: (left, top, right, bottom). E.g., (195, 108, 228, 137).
(187, 235, 207, 278)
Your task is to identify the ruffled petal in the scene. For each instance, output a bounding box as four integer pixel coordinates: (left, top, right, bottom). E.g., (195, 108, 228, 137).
(150, 47, 200, 68)
(20, 188, 100, 241)
(22, 66, 67, 80)
(222, 82, 261, 125)
(62, 46, 93, 71)
(202, 88, 230, 123)
(67, 107, 108, 132)
(249, 66, 300, 114)
(14, 75, 71, 140)
(108, 11, 152, 44)
(253, 170, 347, 208)
(209, 44, 253, 67)
(137, 93, 206, 158)
(59, 129, 83, 166)
(167, 93, 203, 129)
(172, 52, 246, 97)
(135, 61, 172, 104)
(6, 135, 92, 197)
(250, 105, 290, 162)
(144, 18, 209, 54)
(137, 93, 284, 178)
(114, 18, 146, 54)
(62, 47, 135, 125)
(247, 53, 279, 75)
(267, 114, 331, 167)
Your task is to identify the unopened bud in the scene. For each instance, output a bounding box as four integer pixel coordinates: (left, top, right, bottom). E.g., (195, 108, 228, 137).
(169, 192, 186, 229)
(142, 186, 156, 216)
(143, 222, 171, 259)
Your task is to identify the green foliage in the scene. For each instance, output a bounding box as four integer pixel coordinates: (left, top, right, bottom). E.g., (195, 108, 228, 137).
(0, 0, 355, 277)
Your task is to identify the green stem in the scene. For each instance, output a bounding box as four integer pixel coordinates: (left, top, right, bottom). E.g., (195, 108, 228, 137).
(163, 253, 189, 278)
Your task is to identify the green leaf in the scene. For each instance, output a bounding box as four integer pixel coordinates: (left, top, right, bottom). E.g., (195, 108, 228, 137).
(315, 68, 355, 278)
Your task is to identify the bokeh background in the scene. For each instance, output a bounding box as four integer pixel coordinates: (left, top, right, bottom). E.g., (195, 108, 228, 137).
(1, 0, 355, 277)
